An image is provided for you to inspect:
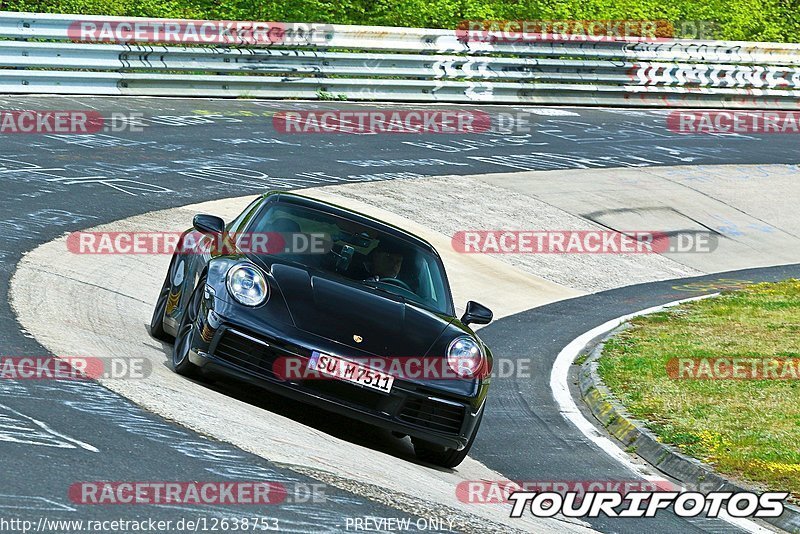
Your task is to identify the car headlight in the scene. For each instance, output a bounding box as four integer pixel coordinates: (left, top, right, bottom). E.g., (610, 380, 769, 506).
(226, 263, 269, 306)
(447, 336, 484, 378)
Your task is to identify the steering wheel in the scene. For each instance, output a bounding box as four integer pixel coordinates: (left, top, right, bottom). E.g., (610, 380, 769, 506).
(377, 277, 413, 292)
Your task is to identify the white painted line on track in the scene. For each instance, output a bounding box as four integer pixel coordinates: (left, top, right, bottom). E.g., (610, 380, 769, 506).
(0, 494, 76, 512)
(549, 293, 776, 533)
(0, 401, 100, 452)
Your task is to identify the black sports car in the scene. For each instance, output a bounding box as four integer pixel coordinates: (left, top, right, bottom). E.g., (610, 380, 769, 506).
(150, 192, 493, 468)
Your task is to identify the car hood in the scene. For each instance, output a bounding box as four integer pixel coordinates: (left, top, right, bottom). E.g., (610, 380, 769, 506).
(266, 261, 453, 357)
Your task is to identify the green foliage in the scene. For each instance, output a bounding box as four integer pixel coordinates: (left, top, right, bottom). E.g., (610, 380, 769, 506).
(316, 89, 348, 101)
(2, 0, 797, 42)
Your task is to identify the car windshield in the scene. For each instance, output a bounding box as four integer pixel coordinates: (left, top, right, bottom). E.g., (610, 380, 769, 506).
(245, 201, 453, 315)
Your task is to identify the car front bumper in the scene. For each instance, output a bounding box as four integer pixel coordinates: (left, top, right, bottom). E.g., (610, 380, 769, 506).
(187, 298, 484, 450)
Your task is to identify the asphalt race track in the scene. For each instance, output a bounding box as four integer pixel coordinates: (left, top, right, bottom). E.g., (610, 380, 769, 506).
(3, 97, 800, 533)
(476, 263, 800, 533)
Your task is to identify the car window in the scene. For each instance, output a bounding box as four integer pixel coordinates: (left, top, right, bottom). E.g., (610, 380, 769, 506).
(227, 196, 263, 232)
(246, 201, 453, 315)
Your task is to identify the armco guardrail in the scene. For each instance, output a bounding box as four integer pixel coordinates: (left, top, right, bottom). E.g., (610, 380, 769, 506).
(0, 11, 799, 107)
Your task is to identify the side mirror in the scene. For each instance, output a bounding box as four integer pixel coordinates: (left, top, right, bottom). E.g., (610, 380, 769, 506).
(461, 301, 493, 326)
(193, 214, 225, 235)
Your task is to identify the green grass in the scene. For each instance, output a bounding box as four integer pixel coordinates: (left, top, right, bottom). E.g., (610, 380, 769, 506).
(2, 0, 799, 43)
(599, 280, 800, 499)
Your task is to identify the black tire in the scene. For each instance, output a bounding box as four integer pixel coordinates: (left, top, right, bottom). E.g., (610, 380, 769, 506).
(171, 278, 204, 378)
(149, 258, 175, 342)
(412, 409, 484, 469)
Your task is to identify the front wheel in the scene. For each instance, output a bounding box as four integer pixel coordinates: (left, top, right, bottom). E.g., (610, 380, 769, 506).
(171, 278, 204, 378)
(412, 409, 483, 469)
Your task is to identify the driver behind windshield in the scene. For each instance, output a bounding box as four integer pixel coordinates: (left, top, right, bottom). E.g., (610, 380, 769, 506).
(364, 242, 404, 281)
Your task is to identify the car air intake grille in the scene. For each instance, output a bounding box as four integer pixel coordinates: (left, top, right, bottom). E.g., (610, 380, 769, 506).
(214, 330, 279, 379)
(398, 398, 465, 434)
(302, 380, 385, 410)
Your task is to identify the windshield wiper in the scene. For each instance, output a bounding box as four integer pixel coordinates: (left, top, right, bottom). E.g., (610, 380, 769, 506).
(359, 281, 406, 302)
(360, 281, 448, 315)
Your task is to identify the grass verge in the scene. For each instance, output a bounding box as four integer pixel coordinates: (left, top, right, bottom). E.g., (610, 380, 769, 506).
(599, 280, 800, 499)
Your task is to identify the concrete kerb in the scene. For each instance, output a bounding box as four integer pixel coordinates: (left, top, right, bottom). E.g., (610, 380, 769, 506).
(578, 326, 800, 533)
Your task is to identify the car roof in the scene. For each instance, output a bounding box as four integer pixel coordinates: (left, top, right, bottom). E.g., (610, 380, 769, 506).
(263, 191, 440, 255)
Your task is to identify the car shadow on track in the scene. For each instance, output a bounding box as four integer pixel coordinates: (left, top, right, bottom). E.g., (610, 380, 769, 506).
(149, 333, 453, 471)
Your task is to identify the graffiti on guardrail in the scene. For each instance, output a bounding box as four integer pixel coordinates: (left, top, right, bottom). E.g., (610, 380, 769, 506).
(0, 13, 800, 105)
(634, 64, 800, 89)
(0, 12, 796, 106)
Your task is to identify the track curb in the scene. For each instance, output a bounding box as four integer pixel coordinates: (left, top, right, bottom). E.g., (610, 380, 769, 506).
(578, 326, 800, 534)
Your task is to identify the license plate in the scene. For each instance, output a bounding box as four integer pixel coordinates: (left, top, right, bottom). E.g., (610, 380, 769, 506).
(307, 351, 394, 393)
